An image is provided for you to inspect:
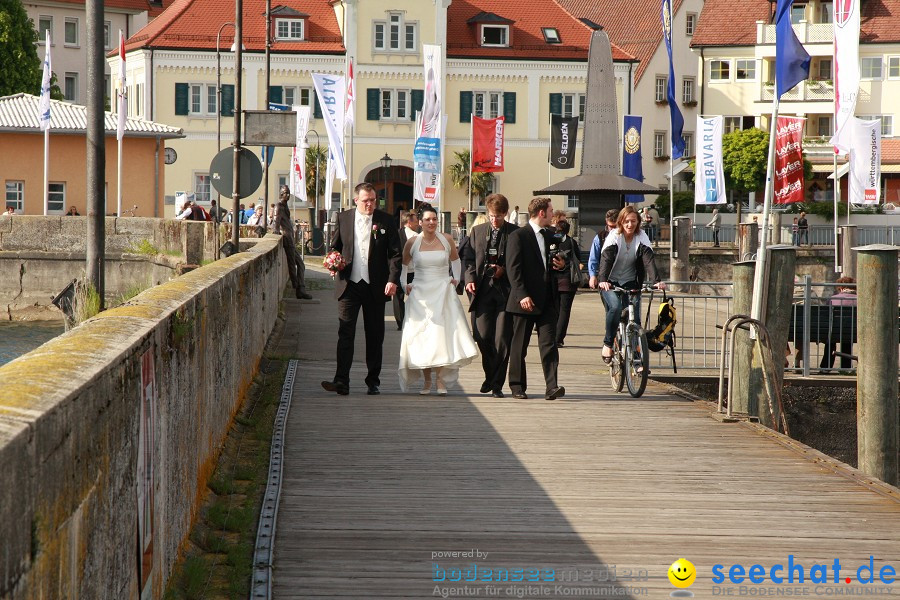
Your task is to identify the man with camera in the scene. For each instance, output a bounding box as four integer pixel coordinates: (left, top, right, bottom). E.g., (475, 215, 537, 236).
(462, 193, 518, 397)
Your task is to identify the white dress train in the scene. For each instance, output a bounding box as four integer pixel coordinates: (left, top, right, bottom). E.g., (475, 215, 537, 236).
(398, 234, 478, 392)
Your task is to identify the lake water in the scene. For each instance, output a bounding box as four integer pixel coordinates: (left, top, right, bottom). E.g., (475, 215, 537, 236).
(0, 322, 66, 367)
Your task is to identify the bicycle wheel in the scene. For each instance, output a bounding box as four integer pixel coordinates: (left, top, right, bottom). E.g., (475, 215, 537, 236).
(609, 335, 625, 392)
(624, 326, 650, 398)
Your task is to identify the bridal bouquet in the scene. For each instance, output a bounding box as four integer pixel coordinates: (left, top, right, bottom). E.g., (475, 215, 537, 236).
(323, 251, 346, 273)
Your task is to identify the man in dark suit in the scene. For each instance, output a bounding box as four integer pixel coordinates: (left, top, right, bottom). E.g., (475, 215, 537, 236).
(462, 193, 517, 397)
(505, 197, 566, 401)
(321, 183, 402, 396)
(392, 210, 420, 330)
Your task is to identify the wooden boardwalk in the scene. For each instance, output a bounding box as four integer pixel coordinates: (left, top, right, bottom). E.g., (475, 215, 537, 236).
(274, 280, 900, 599)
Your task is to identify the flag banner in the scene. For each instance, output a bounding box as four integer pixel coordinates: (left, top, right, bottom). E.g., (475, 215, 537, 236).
(472, 116, 505, 173)
(418, 45, 442, 140)
(345, 57, 355, 132)
(290, 105, 310, 203)
(415, 113, 446, 206)
(695, 116, 727, 205)
(773, 116, 806, 205)
(39, 30, 52, 131)
(661, 0, 685, 160)
(414, 45, 444, 204)
(311, 73, 347, 181)
(622, 116, 644, 203)
(414, 137, 441, 174)
(830, 0, 860, 155)
(117, 31, 127, 141)
(550, 114, 578, 170)
(324, 153, 335, 211)
(775, 0, 811, 98)
(845, 117, 881, 205)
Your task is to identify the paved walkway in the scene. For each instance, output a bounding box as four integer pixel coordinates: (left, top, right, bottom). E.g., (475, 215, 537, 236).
(273, 264, 900, 599)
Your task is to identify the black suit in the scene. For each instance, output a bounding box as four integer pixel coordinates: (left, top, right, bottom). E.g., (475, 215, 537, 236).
(330, 208, 402, 388)
(462, 221, 517, 393)
(505, 223, 560, 396)
(393, 225, 417, 329)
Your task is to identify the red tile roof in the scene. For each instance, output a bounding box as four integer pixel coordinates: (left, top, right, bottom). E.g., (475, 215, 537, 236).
(446, 0, 635, 62)
(122, 0, 344, 54)
(556, 0, 683, 83)
(692, 0, 900, 47)
(883, 138, 900, 163)
(43, 0, 166, 14)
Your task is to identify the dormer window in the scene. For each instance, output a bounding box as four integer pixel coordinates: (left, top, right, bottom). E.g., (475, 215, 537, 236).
(276, 18, 303, 40)
(481, 25, 509, 47)
(542, 28, 560, 44)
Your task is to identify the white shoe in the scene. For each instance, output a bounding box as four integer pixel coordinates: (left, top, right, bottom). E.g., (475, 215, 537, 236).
(419, 380, 433, 395)
(436, 380, 447, 396)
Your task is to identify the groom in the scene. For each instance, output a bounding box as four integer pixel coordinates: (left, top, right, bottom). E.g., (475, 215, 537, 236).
(322, 183, 402, 396)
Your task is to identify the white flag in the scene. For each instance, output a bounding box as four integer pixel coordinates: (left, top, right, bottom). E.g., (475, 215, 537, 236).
(39, 30, 52, 131)
(843, 117, 881, 205)
(414, 44, 445, 206)
(290, 105, 310, 202)
(311, 73, 347, 181)
(117, 30, 127, 141)
(324, 153, 336, 211)
(829, 0, 860, 155)
(344, 58, 355, 132)
(694, 116, 726, 205)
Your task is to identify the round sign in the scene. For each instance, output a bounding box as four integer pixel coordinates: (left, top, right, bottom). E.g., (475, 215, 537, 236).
(164, 147, 177, 164)
(209, 147, 264, 199)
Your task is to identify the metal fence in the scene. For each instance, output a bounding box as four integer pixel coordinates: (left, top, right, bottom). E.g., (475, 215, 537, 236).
(688, 225, 900, 248)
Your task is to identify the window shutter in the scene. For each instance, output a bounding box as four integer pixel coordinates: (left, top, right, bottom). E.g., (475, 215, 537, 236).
(367, 88, 380, 120)
(268, 86, 283, 104)
(410, 89, 424, 121)
(460, 91, 473, 123)
(220, 84, 234, 117)
(549, 93, 562, 117)
(503, 92, 516, 124)
(175, 83, 189, 115)
(313, 91, 322, 119)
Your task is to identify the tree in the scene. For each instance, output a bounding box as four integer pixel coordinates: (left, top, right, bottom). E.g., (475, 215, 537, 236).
(446, 150, 495, 210)
(0, 0, 41, 97)
(721, 127, 770, 194)
(304, 143, 328, 202)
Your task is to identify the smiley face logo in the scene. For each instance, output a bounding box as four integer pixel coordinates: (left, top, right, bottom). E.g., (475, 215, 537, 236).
(668, 558, 696, 588)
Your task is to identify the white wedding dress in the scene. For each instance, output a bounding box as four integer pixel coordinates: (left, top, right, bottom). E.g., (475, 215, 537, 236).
(398, 234, 478, 392)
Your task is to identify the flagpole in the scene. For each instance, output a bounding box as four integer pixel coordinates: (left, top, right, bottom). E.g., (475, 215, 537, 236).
(750, 97, 781, 323)
(548, 111, 552, 187)
(833, 152, 840, 270)
(468, 115, 473, 212)
(43, 128, 49, 216)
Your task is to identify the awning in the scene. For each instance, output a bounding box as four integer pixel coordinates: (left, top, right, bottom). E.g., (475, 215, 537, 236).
(534, 173, 661, 196)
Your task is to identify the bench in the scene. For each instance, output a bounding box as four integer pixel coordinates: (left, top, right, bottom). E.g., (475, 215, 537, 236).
(787, 304, 857, 345)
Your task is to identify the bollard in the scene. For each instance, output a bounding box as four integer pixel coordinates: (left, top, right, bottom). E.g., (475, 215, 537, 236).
(855, 245, 899, 486)
(730, 261, 756, 415)
(749, 245, 796, 429)
(769, 212, 781, 244)
(669, 216, 691, 292)
(839, 225, 858, 279)
(737, 221, 759, 261)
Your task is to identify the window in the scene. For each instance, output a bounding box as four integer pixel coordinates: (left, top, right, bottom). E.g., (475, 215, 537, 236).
(791, 3, 806, 23)
(207, 85, 217, 114)
(655, 76, 667, 102)
(65, 18, 78, 45)
(860, 115, 894, 137)
(299, 87, 313, 108)
(473, 91, 503, 118)
(724, 116, 741, 134)
(275, 18, 303, 40)
(817, 58, 833, 80)
(38, 16, 52, 42)
(194, 173, 211, 203)
(861, 57, 883, 79)
(481, 25, 509, 47)
(132, 83, 144, 118)
(48, 182, 65, 213)
(561, 93, 585, 118)
(542, 27, 560, 43)
(64, 73, 78, 102)
(816, 115, 832, 137)
(5, 181, 23, 212)
(888, 56, 900, 79)
(380, 89, 409, 120)
(736, 59, 756, 80)
(104, 21, 111, 49)
(682, 132, 694, 158)
(566, 195, 578, 210)
(710, 60, 730, 81)
(374, 12, 417, 52)
(654, 131, 666, 158)
(820, 1, 833, 23)
(682, 78, 695, 104)
(190, 84, 216, 115)
(685, 13, 696, 36)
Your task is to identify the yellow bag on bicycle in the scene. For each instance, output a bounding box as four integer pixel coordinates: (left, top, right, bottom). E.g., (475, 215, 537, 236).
(648, 294, 676, 352)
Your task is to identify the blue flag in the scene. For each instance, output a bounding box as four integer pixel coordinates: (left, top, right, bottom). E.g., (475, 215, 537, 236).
(622, 116, 644, 203)
(661, 0, 685, 160)
(775, 0, 811, 98)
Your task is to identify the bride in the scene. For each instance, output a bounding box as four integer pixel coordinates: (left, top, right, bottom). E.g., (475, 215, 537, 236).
(399, 204, 478, 394)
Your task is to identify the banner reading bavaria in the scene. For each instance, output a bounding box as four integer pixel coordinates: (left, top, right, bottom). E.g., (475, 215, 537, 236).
(550, 114, 578, 169)
(694, 116, 726, 205)
(472, 116, 505, 173)
(311, 73, 347, 182)
(773, 116, 805, 205)
(289, 105, 310, 203)
(414, 44, 444, 205)
(622, 116, 644, 203)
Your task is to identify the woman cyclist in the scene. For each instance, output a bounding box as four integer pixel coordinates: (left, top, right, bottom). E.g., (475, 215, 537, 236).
(588, 206, 665, 363)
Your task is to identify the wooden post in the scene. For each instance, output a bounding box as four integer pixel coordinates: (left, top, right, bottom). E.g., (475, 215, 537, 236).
(839, 224, 858, 280)
(749, 245, 795, 429)
(669, 216, 691, 292)
(737, 221, 759, 261)
(730, 261, 756, 415)
(855, 244, 899, 486)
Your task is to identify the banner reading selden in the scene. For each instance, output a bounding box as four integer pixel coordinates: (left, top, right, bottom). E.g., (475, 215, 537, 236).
(550, 114, 578, 169)
(774, 116, 805, 205)
(472, 116, 505, 173)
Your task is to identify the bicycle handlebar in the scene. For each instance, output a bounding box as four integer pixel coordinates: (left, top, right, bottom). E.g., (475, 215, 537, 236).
(610, 283, 662, 294)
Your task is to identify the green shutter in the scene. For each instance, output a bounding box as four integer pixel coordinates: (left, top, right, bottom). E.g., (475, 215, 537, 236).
(410, 89, 424, 121)
(460, 91, 473, 123)
(220, 84, 234, 117)
(268, 86, 283, 104)
(503, 92, 516, 124)
(175, 83, 189, 115)
(313, 91, 322, 119)
(549, 93, 562, 117)
(367, 88, 380, 120)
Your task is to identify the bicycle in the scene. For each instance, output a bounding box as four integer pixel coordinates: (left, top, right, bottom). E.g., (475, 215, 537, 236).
(607, 284, 657, 398)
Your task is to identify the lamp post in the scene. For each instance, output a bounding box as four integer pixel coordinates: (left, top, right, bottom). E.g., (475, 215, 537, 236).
(215, 21, 236, 256)
(302, 129, 320, 227)
(380, 152, 392, 211)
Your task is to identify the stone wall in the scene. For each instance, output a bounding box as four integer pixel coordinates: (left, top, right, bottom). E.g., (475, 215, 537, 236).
(0, 235, 286, 599)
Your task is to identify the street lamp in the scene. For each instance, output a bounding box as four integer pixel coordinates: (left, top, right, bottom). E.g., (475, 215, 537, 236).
(380, 152, 392, 210)
(301, 129, 320, 227)
(216, 22, 238, 154)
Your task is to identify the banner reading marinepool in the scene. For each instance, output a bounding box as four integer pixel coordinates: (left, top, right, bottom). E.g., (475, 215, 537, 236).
(414, 44, 443, 205)
(694, 116, 726, 205)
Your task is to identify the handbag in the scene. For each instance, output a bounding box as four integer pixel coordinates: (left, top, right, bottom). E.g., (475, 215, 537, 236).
(567, 240, 588, 287)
